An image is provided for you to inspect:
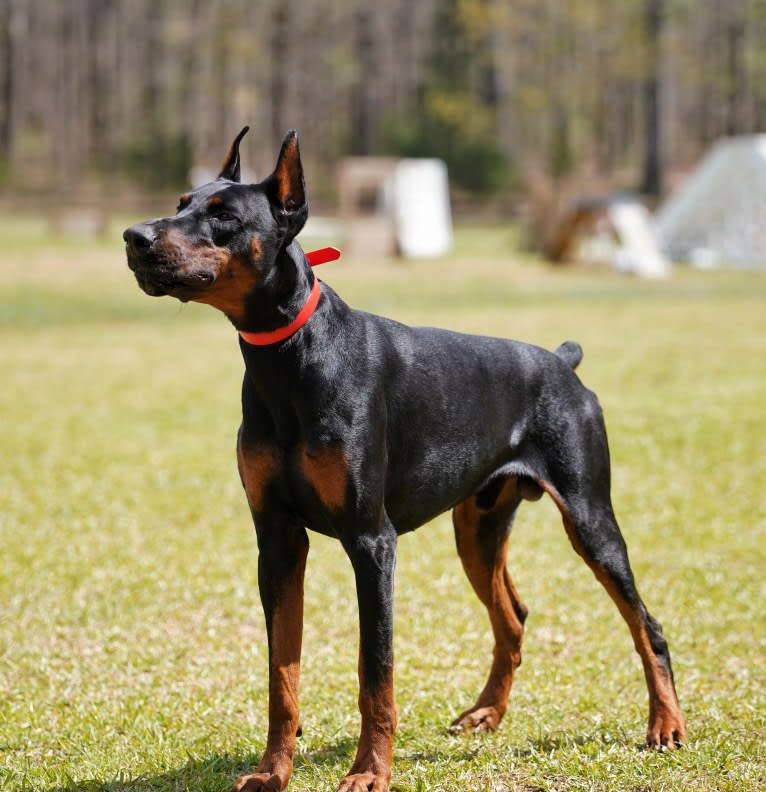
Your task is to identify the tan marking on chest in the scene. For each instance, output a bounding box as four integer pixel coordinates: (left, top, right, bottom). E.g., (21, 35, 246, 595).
(238, 445, 280, 513)
(299, 445, 350, 512)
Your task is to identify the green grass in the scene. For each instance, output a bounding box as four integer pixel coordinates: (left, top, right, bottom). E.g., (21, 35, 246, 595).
(1, 216, 764, 791)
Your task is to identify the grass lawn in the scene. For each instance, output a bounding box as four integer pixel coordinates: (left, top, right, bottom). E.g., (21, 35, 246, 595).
(1, 216, 764, 791)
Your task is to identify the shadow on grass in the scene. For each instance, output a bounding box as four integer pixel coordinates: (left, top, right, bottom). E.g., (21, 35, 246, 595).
(43, 731, 648, 791)
(45, 754, 251, 792)
(45, 738, 358, 792)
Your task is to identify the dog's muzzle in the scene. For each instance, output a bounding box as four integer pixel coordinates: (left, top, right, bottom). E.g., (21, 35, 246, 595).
(124, 222, 215, 298)
(124, 222, 166, 295)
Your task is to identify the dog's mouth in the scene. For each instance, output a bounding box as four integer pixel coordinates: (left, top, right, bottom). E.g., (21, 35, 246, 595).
(126, 250, 217, 300)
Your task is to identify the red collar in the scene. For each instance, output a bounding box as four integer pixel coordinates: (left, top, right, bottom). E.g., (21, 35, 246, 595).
(238, 246, 340, 347)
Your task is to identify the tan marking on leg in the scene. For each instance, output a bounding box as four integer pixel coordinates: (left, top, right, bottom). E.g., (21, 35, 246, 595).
(231, 534, 308, 792)
(339, 661, 396, 792)
(451, 484, 525, 733)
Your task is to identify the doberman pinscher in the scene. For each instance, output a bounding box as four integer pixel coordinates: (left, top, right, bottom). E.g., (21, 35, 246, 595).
(124, 128, 686, 792)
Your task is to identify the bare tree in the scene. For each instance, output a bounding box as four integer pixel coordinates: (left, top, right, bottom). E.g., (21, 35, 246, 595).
(1, 1, 765, 200)
(0, 0, 26, 164)
(641, 0, 664, 196)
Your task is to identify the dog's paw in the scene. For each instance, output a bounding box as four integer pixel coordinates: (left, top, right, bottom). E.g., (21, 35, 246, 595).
(230, 772, 285, 791)
(336, 771, 389, 792)
(449, 705, 504, 734)
(646, 713, 686, 751)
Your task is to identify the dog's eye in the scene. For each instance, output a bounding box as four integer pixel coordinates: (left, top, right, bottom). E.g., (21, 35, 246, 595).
(212, 211, 238, 224)
(176, 195, 192, 213)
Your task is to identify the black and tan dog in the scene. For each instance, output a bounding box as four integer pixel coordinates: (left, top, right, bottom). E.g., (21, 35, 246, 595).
(124, 128, 686, 792)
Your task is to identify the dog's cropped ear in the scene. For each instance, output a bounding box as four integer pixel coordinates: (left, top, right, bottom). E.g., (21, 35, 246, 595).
(266, 129, 308, 241)
(270, 130, 306, 211)
(218, 126, 250, 182)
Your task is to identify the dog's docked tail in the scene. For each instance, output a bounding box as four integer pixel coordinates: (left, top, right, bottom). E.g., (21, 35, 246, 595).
(554, 340, 583, 370)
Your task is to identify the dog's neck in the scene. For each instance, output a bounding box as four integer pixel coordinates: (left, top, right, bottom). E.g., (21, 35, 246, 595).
(236, 241, 317, 339)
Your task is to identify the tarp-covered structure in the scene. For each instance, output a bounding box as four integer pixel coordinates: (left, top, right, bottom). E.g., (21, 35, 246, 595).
(656, 136, 766, 268)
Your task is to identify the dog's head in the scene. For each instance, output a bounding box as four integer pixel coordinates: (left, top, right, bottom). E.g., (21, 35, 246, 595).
(124, 128, 308, 325)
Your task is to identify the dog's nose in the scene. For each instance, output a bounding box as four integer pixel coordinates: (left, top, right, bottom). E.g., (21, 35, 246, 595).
(123, 223, 156, 252)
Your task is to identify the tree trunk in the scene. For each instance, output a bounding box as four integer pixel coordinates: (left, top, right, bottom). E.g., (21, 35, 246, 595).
(270, 0, 290, 150)
(1, 0, 26, 164)
(641, 0, 664, 197)
(725, 2, 746, 135)
(350, 2, 375, 155)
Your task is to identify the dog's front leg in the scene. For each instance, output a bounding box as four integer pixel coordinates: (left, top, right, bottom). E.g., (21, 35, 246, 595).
(338, 529, 398, 792)
(232, 519, 309, 792)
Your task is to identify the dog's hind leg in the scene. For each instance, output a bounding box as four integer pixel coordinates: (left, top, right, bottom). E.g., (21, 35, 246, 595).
(540, 398, 686, 749)
(449, 475, 530, 733)
(550, 489, 686, 748)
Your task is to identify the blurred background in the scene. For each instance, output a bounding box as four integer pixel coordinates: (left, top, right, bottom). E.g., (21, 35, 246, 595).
(2, 0, 765, 239)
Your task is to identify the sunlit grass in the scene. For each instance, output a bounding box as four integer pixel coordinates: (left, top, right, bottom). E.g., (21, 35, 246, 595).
(1, 217, 764, 791)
